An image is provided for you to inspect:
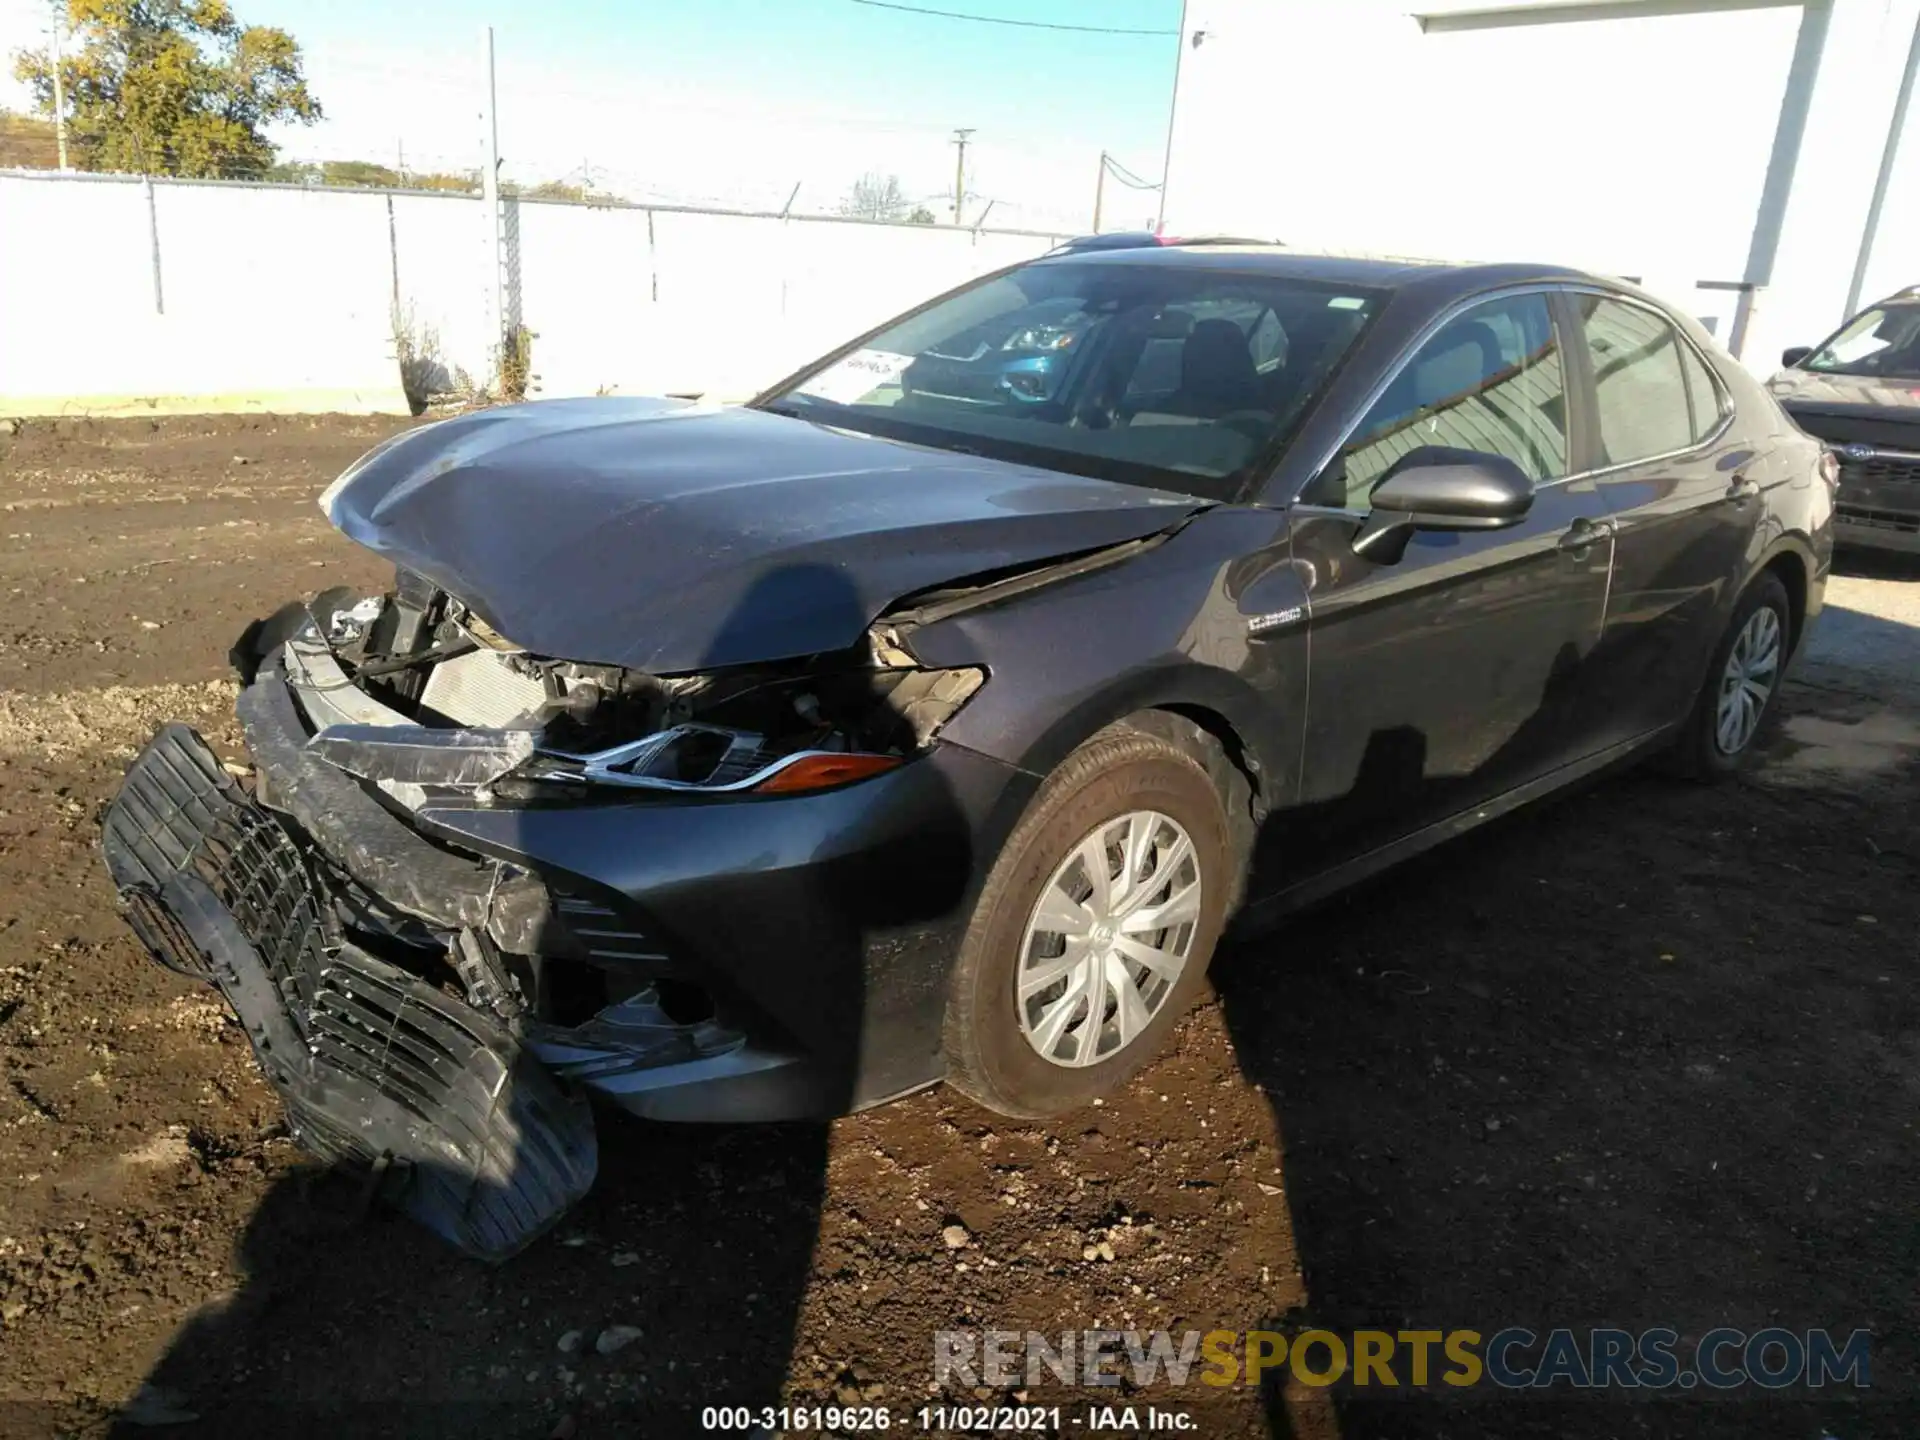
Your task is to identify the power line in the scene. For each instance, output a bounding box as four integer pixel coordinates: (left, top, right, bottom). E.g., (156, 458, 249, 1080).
(849, 0, 1178, 37)
(1101, 153, 1162, 190)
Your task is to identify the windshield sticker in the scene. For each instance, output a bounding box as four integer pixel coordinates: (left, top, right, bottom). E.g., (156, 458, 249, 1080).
(797, 349, 914, 405)
(1327, 296, 1366, 310)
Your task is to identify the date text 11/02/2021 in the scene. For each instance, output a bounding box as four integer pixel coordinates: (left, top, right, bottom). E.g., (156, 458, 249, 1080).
(701, 1406, 1193, 1431)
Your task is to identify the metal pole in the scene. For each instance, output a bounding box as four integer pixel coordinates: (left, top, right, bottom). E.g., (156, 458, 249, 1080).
(1845, 7, 1920, 319)
(480, 25, 505, 388)
(1155, 0, 1190, 233)
(1729, 0, 1833, 359)
(49, 5, 69, 172)
(144, 175, 163, 314)
(1093, 151, 1107, 232)
(951, 127, 973, 224)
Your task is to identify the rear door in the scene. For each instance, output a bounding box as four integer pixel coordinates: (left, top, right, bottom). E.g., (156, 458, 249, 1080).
(1567, 292, 1766, 744)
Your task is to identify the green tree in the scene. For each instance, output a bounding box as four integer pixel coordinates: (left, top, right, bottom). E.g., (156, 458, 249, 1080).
(906, 205, 935, 224)
(408, 170, 477, 193)
(263, 157, 318, 184)
(506, 178, 587, 202)
(12, 0, 321, 178)
(321, 158, 398, 187)
(0, 110, 60, 168)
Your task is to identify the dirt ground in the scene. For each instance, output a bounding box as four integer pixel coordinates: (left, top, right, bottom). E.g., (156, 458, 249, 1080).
(0, 414, 1915, 1440)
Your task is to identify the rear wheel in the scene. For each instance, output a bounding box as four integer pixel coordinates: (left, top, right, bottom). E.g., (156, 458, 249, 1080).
(1665, 571, 1791, 780)
(943, 721, 1233, 1118)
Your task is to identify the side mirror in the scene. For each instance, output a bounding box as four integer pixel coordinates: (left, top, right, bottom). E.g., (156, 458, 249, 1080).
(1351, 449, 1535, 563)
(1781, 346, 1813, 369)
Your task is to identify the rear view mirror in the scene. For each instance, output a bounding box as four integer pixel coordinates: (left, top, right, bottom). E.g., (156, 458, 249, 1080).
(1781, 346, 1813, 369)
(1352, 448, 1535, 563)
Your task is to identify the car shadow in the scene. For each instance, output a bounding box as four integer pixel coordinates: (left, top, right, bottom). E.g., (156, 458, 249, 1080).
(1830, 543, 1920, 582)
(109, 563, 974, 1438)
(1212, 642, 1913, 1437)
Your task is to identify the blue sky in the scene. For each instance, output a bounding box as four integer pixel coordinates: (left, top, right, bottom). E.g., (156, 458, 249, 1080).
(0, 0, 1185, 229)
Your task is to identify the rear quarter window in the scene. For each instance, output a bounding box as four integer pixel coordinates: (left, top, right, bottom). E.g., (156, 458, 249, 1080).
(1575, 295, 1698, 465)
(1678, 340, 1727, 444)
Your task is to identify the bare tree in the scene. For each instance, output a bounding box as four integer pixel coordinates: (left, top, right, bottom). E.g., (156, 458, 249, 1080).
(840, 172, 907, 222)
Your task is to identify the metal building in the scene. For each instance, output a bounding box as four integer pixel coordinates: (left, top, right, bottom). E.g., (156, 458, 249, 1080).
(1158, 0, 1920, 373)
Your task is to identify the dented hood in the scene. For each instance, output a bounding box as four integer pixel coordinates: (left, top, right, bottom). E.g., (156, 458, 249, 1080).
(321, 397, 1204, 672)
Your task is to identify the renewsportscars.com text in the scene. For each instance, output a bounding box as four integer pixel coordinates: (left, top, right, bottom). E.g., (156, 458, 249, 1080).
(934, 1326, 1872, 1391)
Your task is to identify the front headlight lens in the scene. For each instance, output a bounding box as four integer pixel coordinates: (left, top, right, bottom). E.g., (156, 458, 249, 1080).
(519, 724, 909, 797)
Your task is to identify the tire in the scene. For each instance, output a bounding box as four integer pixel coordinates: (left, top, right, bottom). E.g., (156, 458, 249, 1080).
(943, 720, 1235, 1119)
(1664, 571, 1792, 780)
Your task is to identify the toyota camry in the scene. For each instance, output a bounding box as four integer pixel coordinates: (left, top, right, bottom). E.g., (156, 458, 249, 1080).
(101, 246, 1834, 1258)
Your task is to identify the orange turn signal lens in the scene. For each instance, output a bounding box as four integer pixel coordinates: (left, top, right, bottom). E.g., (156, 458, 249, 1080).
(753, 752, 903, 794)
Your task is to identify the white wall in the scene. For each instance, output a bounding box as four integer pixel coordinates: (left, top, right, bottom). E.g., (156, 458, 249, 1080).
(518, 202, 1056, 401)
(1161, 0, 1920, 370)
(0, 170, 1065, 416)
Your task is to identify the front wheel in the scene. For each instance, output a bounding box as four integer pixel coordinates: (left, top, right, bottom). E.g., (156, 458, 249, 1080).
(943, 721, 1233, 1119)
(1666, 571, 1792, 779)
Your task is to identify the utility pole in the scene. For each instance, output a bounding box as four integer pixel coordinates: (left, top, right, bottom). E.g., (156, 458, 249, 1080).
(49, 3, 69, 172)
(480, 25, 505, 384)
(950, 127, 974, 225)
(1155, 0, 1191, 233)
(1092, 151, 1107, 233)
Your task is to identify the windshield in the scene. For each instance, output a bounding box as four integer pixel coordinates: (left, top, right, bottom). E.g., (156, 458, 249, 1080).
(754, 261, 1382, 499)
(1802, 301, 1920, 377)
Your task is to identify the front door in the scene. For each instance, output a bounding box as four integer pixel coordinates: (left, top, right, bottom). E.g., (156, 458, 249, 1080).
(1277, 290, 1617, 874)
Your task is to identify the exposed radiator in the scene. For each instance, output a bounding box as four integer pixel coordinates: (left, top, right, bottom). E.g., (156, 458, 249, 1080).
(419, 649, 551, 728)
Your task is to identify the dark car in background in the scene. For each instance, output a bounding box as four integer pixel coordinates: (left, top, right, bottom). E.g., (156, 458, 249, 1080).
(1772, 286, 1920, 553)
(102, 247, 1832, 1259)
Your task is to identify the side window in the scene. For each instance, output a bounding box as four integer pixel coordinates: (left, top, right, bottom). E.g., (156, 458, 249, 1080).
(1575, 296, 1697, 464)
(1678, 340, 1726, 444)
(1311, 293, 1568, 509)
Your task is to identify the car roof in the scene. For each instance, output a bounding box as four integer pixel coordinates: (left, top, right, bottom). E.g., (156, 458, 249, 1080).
(1035, 243, 1603, 299)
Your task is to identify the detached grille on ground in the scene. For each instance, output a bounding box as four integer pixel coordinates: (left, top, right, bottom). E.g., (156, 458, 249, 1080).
(103, 723, 334, 998)
(101, 724, 597, 1262)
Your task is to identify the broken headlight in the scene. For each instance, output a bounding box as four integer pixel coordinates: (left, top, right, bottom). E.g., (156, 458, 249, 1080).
(508, 663, 987, 799)
(518, 725, 906, 795)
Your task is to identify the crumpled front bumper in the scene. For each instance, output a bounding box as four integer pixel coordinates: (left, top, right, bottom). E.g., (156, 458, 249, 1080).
(226, 650, 854, 1122)
(101, 724, 596, 1261)
(101, 629, 1024, 1253)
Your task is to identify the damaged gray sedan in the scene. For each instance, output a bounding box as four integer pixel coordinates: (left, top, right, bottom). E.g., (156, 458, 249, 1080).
(102, 247, 1831, 1258)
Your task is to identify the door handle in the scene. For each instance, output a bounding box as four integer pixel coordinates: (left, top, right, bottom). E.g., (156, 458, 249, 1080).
(1727, 474, 1761, 502)
(1557, 516, 1615, 553)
